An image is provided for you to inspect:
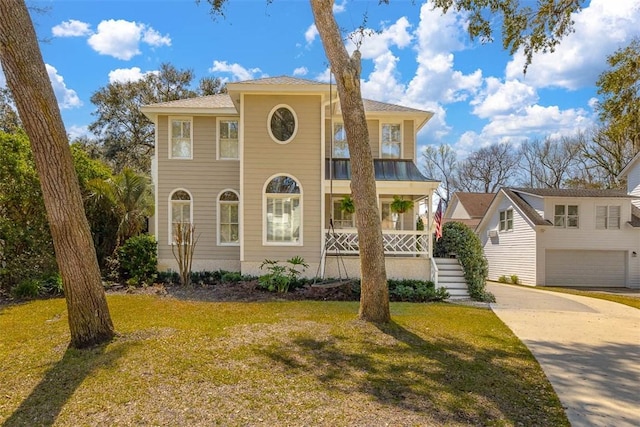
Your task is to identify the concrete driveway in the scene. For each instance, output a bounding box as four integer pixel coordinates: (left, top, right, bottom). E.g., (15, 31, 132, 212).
(487, 283, 640, 427)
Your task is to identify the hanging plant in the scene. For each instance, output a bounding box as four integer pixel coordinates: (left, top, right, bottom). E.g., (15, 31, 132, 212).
(390, 195, 414, 214)
(340, 195, 356, 214)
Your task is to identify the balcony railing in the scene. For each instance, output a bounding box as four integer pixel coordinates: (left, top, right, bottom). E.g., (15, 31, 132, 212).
(325, 229, 430, 257)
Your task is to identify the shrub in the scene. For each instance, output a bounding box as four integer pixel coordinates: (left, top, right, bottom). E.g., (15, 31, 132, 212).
(11, 278, 41, 299)
(258, 256, 309, 293)
(116, 234, 157, 286)
(434, 222, 494, 302)
(40, 273, 64, 295)
(157, 270, 180, 286)
(498, 275, 508, 283)
(388, 279, 449, 302)
(221, 271, 244, 283)
(510, 275, 519, 285)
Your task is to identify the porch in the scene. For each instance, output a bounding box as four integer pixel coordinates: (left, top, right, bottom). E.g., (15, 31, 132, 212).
(324, 229, 430, 257)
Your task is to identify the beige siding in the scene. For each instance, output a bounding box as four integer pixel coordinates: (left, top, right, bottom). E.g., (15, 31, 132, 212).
(481, 195, 538, 285)
(242, 94, 322, 265)
(403, 120, 415, 160)
(156, 115, 240, 269)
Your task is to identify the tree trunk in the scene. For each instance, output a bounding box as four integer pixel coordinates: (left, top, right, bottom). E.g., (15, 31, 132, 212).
(311, 0, 390, 322)
(0, 0, 115, 348)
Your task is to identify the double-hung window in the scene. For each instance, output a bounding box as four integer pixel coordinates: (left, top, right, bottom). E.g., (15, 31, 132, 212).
(554, 204, 579, 228)
(332, 123, 349, 158)
(218, 191, 239, 244)
(596, 205, 621, 229)
(265, 175, 302, 244)
(332, 198, 355, 229)
(170, 118, 192, 159)
(381, 123, 401, 158)
(218, 119, 239, 160)
(499, 209, 513, 231)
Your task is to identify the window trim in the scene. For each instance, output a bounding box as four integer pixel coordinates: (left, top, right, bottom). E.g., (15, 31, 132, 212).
(332, 122, 349, 159)
(169, 116, 193, 160)
(168, 188, 193, 245)
(499, 208, 513, 232)
(596, 205, 621, 230)
(262, 174, 303, 246)
(554, 204, 579, 229)
(217, 189, 240, 246)
(267, 104, 298, 145)
(217, 117, 239, 160)
(380, 122, 403, 159)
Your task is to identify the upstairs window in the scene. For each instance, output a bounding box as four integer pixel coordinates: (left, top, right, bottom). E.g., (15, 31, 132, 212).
(499, 209, 513, 231)
(268, 105, 297, 144)
(218, 190, 239, 244)
(264, 175, 302, 244)
(381, 123, 401, 158)
(170, 118, 192, 159)
(554, 204, 579, 228)
(218, 119, 239, 160)
(170, 190, 192, 244)
(596, 205, 621, 230)
(332, 123, 349, 158)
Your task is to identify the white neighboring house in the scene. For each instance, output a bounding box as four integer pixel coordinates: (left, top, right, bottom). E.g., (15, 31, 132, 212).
(476, 187, 640, 288)
(619, 151, 640, 209)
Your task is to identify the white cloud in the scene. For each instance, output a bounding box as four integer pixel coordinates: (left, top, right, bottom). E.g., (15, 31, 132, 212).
(357, 17, 413, 59)
(67, 125, 90, 140)
(293, 67, 308, 76)
(45, 64, 81, 109)
(87, 19, 170, 60)
(52, 19, 92, 37)
(506, 0, 640, 89)
(142, 27, 171, 47)
(471, 78, 538, 118)
(108, 67, 153, 83)
(305, 24, 318, 45)
(209, 61, 264, 81)
(333, 0, 347, 14)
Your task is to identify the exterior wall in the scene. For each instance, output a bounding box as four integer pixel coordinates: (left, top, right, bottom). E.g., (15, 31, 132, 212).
(626, 161, 640, 208)
(403, 120, 415, 160)
(323, 118, 381, 159)
(537, 197, 640, 287)
(156, 115, 240, 271)
(448, 198, 470, 219)
(241, 94, 323, 271)
(519, 193, 545, 217)
(481, 195, 538, 285)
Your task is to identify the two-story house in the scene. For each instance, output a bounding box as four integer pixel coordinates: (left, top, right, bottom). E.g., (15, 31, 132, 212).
(476, 187, 640, 288)
(141, 76, 440, 280)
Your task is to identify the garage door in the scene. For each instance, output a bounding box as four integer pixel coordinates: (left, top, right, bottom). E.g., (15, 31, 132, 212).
(545, 250, 626, 287)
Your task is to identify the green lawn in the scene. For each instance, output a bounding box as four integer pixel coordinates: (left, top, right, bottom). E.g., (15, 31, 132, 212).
(536, 286, 640, 309)
(0, 295, 568, 426)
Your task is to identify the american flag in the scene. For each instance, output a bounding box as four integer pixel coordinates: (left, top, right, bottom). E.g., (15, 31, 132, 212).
(434, 199, 443, 240)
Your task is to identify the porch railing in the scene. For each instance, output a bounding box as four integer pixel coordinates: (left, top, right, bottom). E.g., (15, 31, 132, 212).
(325, 229, 430, 256)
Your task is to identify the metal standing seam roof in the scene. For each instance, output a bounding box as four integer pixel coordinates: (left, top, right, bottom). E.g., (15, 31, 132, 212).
(327, 159, 437, 182)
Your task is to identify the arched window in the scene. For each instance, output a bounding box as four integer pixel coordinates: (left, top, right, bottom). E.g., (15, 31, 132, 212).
(218, 190, 239, 245)
(264, 175, 302, 244)
(170, 189, 192, 243)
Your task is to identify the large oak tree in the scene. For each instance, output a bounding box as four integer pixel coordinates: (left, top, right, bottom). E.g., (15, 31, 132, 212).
(0, 0, 114, 348)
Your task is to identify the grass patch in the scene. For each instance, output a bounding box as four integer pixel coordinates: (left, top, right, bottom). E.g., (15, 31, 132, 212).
(0, 296, 568, 426)
(537, 286, 640, 309)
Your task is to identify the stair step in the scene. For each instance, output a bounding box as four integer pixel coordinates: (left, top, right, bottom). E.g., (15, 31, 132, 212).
(438, 271, 464, 277)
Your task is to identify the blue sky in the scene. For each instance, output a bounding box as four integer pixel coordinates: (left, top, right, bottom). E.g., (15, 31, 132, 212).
(11, 0, 640, 157)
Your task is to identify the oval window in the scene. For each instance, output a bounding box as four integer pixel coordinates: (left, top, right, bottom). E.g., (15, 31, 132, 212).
(268, 105, 297, 143)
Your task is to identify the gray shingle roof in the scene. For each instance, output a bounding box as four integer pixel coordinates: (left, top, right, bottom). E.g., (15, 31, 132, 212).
(231, 76, 325, 85)
(451, 192, 496, 218)
(503, 188, 552, 226)
(361, 99, 431, 114)
(327, 159, 437, 182)
(144, 94, 235, 109)
(512, 188, 632, 198)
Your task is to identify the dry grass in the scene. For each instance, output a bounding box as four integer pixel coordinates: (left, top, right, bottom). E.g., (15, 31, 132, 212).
(536, 287, 640, 309)
(0, 296, 568, 426)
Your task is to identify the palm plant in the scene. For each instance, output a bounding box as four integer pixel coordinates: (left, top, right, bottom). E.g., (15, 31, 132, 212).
(88, 168, 154, 247)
